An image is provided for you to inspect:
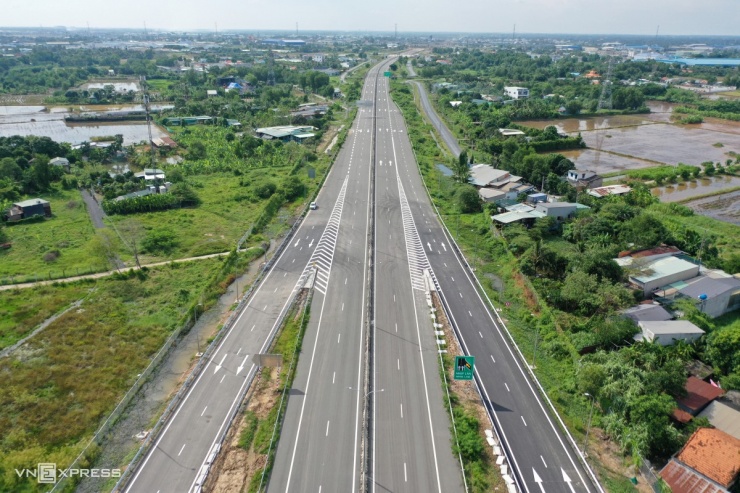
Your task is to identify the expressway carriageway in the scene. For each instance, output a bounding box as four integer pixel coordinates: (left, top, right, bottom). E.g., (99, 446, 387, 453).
(372, 71, 463, 493)
(121, 63, 385, 493)
(380, 75, 605, 492)
(269, 55, 463, 493)
(266, 59, 380, 493)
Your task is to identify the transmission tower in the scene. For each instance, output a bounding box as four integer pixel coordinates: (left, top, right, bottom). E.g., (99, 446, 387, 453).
(267, 49, 276, 86)
(141, 76, 156, 169)
(597, 57, 613, 110)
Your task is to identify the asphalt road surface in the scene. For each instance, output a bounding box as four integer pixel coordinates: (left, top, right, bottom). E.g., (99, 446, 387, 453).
(267, 61, 379, 493)
(123, 81, 367, 493)
(269, 57, 463, 493)
(411, 80, 461, 159)
(372, 73, 463, 493)
(388, 78, 602, 493)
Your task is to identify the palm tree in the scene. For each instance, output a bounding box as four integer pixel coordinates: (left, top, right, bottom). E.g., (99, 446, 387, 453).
(453, 150, 470, 184)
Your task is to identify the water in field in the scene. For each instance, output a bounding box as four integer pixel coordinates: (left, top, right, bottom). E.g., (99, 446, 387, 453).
(519, 101, 740, 171)
(82, 81, 140, 92)
(682, 189, 740, 225)
(0, 104, 170, 144)
(652, 175, 740, 203)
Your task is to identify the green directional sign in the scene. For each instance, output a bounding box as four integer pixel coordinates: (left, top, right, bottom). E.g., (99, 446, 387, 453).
(384, 71, 392, 77)
(454, 356, 475, 380)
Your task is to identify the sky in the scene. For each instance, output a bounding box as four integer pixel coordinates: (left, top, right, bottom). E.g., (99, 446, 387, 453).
(2, 0, 739, 36)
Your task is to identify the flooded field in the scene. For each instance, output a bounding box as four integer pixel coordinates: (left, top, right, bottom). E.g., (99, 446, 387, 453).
(682, 189, 740, 225)
(558, 148, 657, 175)
(520, 101, 740, 172)
(0, 104, 170, 144)
(82, 81, 140, 92)
(581, 123, 740, 166)
(652, 175, 740, 203)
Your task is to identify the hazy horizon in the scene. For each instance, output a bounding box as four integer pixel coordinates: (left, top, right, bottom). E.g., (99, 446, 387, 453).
(1, 0, 739, 37)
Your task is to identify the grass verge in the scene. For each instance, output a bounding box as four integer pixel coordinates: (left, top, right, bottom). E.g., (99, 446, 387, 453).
(0, 249, 262, 492)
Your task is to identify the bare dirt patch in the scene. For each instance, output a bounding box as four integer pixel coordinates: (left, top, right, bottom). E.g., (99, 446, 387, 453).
(206, 366, 280, 493)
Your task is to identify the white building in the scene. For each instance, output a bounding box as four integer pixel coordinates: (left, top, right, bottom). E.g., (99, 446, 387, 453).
(504, 86, 529, 99)
(635, 320, 705, 346)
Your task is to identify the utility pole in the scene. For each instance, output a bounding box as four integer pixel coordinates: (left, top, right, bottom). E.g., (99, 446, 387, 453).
(598, 57, 614, 110)
(583, 393, 596, 457)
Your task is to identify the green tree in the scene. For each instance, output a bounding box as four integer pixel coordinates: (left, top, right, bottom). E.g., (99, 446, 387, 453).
(453, 150, 470, 184)
(188, 141, 206, 160)
(455, 185, 481, 213)
(565, 99, 582, 115)
(168, 182, 200, 205)
(705, 326, 740, 376)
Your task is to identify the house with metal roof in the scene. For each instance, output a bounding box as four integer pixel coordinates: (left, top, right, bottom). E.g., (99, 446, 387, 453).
(698, 400, 740, 440)
(654, 269, 740, 318)
(49, 156, 70, 171)
(534, 202, 583, 220)
(587, 184, 632, 198)
(255, 125, 316, 143)
(627, 256, 700, 295)
(5, 198, 52, 222)
(660, 428, 740, 493)
(566, 170, 602, 189)
(635, 320, 704, 346)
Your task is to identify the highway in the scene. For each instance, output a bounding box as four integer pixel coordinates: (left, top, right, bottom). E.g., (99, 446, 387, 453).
(121, 71, 373, 493)
(372, 73, 463, 493)
(267, 60, 379, 493)
(411, 80, 461, 158)
(387, 76, 601, 493)
(269, 56, 463, 493)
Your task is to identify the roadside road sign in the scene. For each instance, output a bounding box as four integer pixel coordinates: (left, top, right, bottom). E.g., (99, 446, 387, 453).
(454, 355, 475, 380)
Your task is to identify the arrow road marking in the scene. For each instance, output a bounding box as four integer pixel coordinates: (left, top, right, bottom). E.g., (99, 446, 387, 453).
(214, 354, 227, 374)
(427, 241, 432, 251)
(294, 239, 300, 247)
(562, 469, 576, 493)
(236, 355, 249, 375)
(533, 468, 545, 493)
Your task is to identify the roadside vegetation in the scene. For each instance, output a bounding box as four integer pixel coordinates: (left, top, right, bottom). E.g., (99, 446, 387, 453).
(0, 283, 89, 351)
(390, 75, 740, 488)
(0, 249, 264, 493)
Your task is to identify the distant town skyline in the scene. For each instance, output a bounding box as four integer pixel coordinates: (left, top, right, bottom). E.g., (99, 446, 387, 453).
(1, 0, 738, 37)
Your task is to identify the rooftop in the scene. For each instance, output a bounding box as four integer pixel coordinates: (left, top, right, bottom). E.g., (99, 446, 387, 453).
(14, 198, 49, 208)
(676, 428, 740, 488)
(492, 210, 544, 224)
(676, 376, 725, 414)
(587, 184, 632, 197)
(638, 320, 704, 336)
(629, 256, 699, 284)
(698, 400, 740, 440)
(469, 164, 511, 187)
(678, 274, 740, 299)
(660, 459, 727, 493)
(618, 245, 682, 259)
(622, 303, 673, 323)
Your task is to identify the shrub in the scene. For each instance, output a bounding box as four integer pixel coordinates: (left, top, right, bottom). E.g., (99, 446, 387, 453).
(455, 185, 482, 213)
(142, 229, 179, 254)
(43, 250, 61, 262)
